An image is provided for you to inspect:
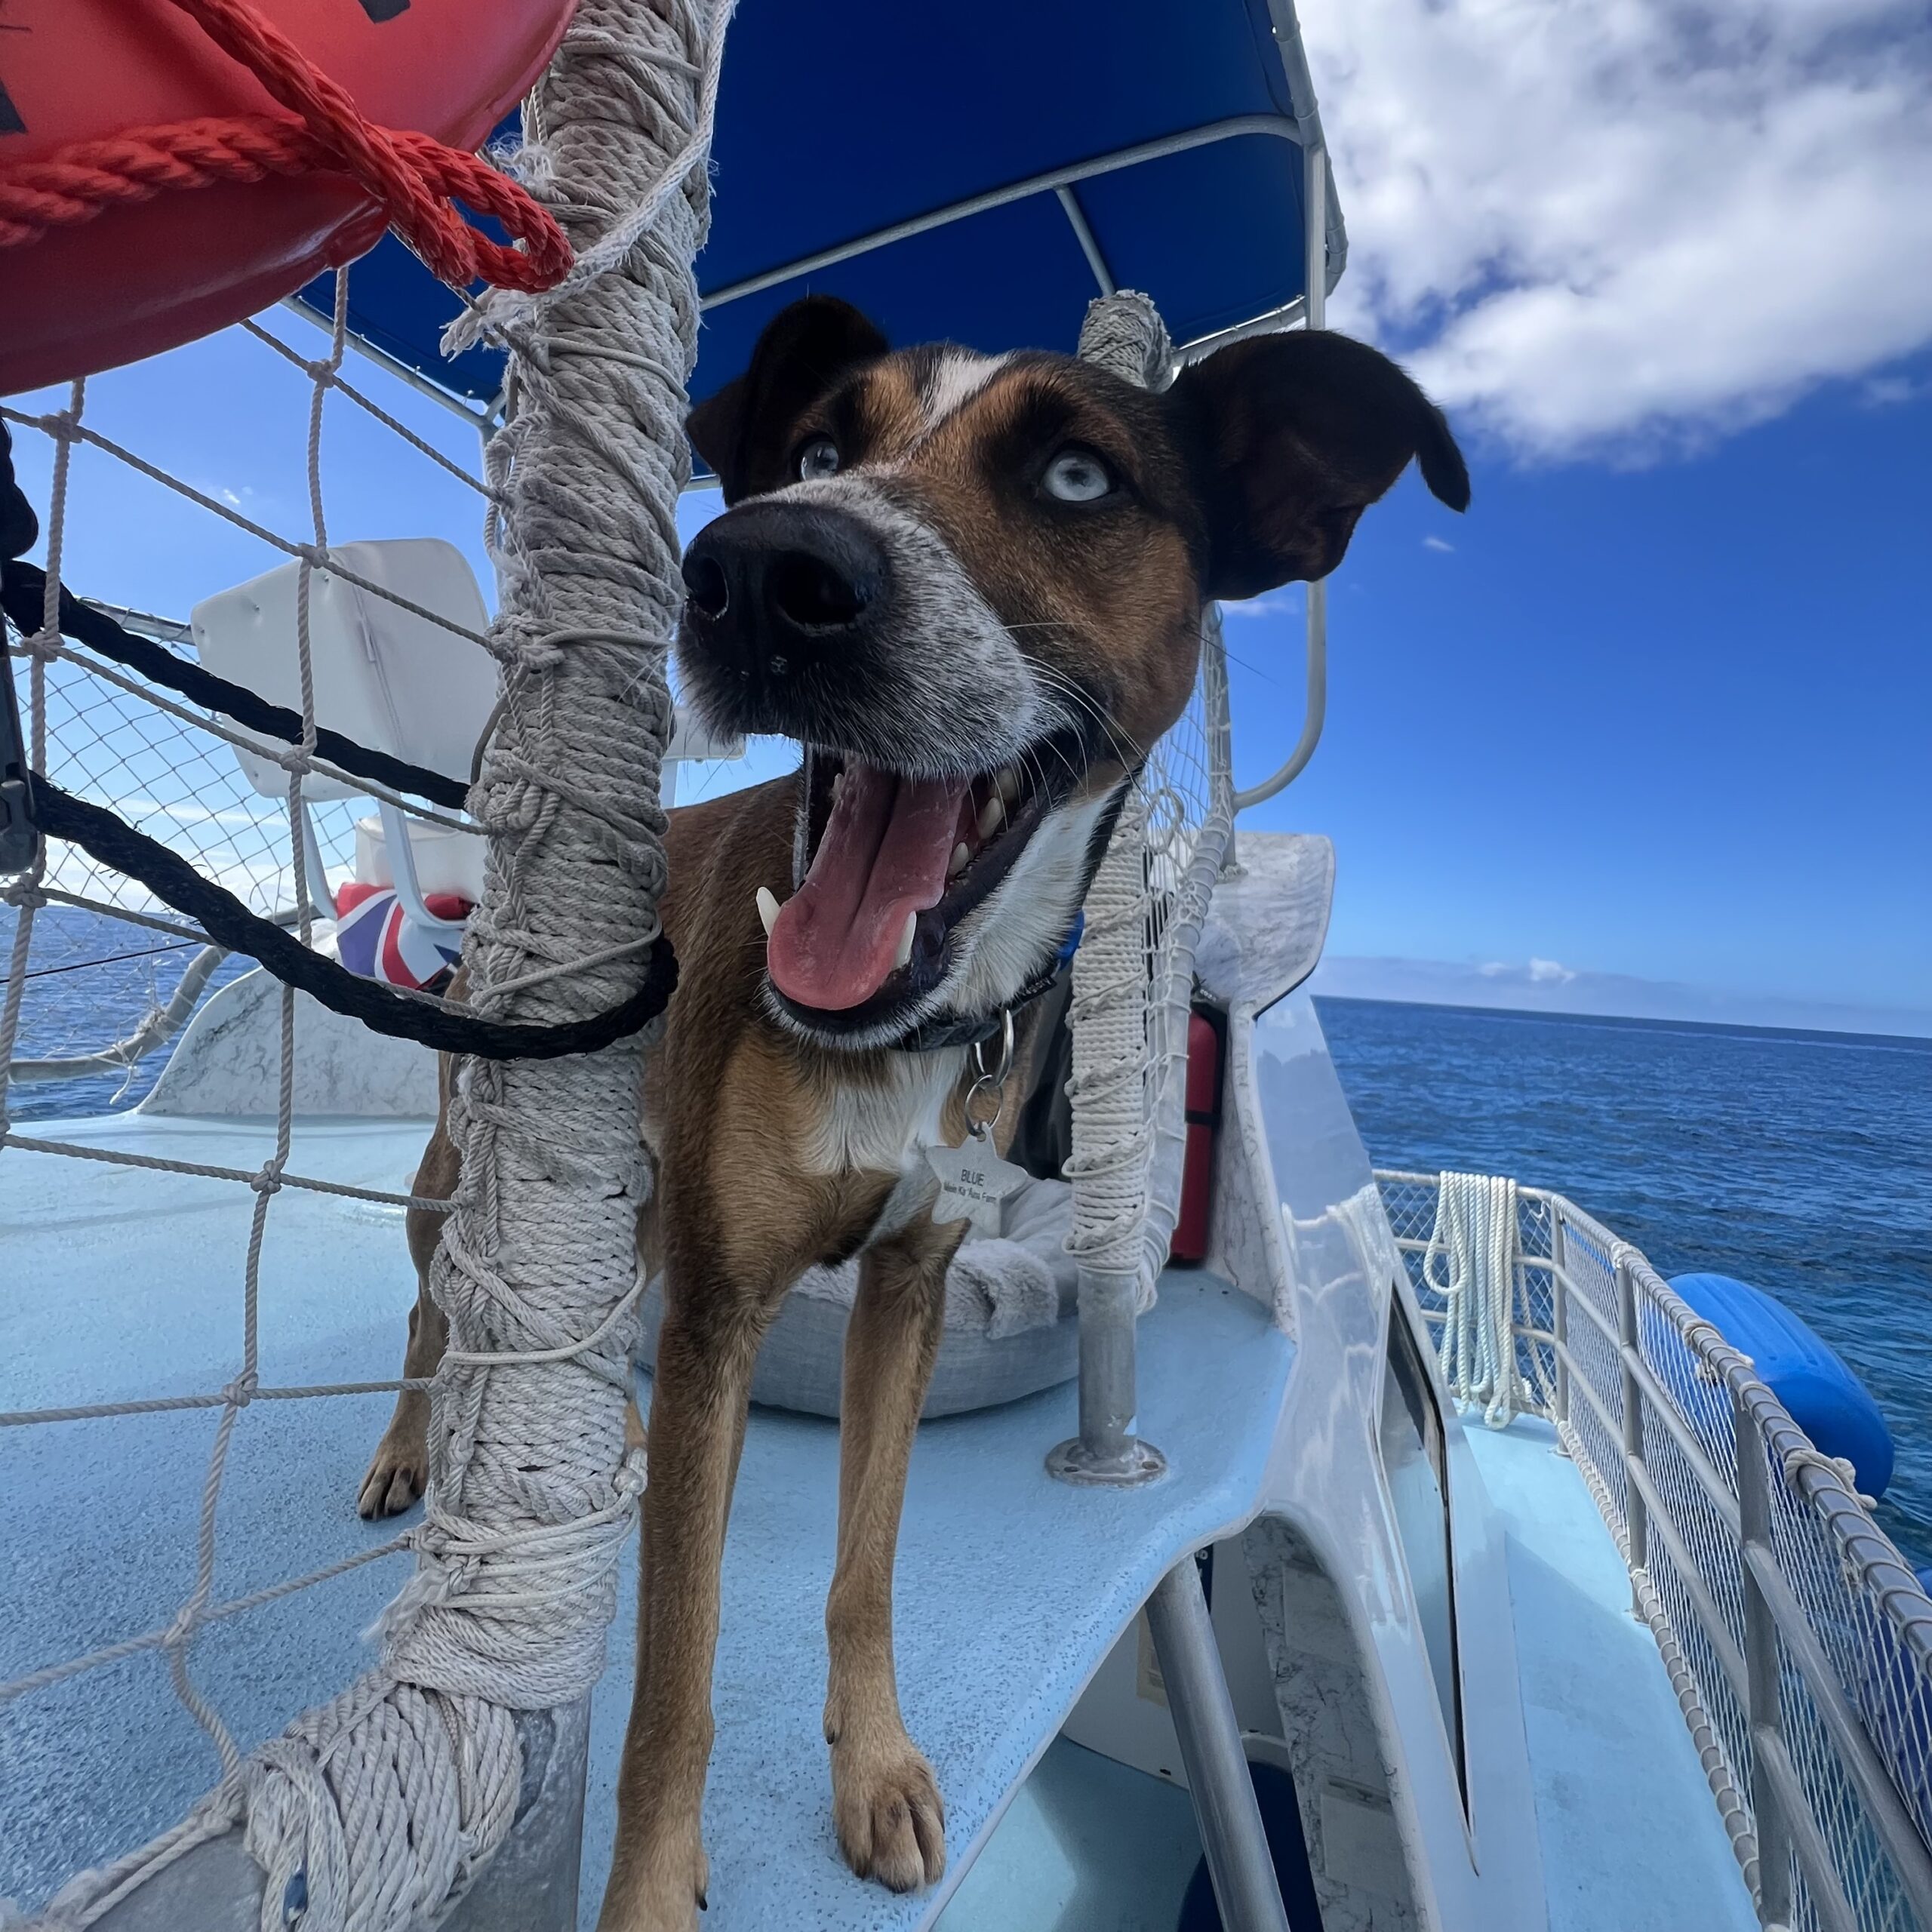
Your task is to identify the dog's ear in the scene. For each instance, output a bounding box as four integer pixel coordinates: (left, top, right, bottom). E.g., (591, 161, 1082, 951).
(1167, 330, 1469, 601)
(688, 297, 890, 503)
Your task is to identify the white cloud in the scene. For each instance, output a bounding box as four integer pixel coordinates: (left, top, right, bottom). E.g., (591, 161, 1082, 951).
(1304, 0, 1932, 457)
(1422, 535, 1454, 552)
(1475, 955, 1577, 983)
(1221, 593, 1300, 619)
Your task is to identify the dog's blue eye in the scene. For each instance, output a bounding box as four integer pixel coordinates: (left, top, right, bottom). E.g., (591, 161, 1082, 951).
(798, 437, 841, 480)
(1042, 448, 1112, 503)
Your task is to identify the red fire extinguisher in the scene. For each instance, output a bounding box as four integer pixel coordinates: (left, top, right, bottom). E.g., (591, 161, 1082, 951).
(1171, 1001, 1226, 1265)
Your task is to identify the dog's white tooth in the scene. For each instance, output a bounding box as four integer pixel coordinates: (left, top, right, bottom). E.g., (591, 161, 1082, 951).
(894, 911, 917, 971)
(977, 794, 1004, 841)
(831, 770, 844, 798)
(948, 841, 971, 878)
(996, 766, 1020, 803)
(755, 886, 780, 936)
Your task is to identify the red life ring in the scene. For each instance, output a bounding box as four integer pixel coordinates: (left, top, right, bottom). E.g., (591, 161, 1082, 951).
(0, 0, 577, 397)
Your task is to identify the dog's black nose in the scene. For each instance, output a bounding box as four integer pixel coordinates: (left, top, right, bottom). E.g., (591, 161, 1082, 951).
(679, 502, 886, 685)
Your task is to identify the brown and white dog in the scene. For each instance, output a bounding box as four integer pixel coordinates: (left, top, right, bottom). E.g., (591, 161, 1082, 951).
(361, 296, 1468, 1932)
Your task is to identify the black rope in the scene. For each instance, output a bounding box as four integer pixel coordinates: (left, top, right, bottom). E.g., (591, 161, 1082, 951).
(2, 423, 675, 1058)
(27, 777, 676, 1062)
(1, 561, 469, 811)
(0, 424, 37, 564)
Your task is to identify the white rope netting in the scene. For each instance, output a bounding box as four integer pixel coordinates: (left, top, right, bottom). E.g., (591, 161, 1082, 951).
(1, 281, 467, 1731)
(1, 1, 731, 1925)
(2, 48, 1232, 1929)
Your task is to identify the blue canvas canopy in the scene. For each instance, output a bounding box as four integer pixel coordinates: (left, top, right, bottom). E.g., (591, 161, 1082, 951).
(295, 0, 1343, 429)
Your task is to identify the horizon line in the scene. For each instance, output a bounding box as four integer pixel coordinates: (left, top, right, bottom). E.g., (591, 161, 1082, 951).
(1309, 991, 1932, 1049)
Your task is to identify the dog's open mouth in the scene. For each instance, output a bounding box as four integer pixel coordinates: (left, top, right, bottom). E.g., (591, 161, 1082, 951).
(760, 729, 1086, 1021)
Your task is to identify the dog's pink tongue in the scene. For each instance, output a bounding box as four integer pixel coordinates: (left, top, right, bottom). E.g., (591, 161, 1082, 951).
(767, 763, 969, 1011)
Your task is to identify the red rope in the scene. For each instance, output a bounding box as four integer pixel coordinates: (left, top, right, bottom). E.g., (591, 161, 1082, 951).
(0, 0, 570, 294)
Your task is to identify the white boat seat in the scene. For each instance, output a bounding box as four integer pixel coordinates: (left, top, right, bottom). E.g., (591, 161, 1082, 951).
(189, 540, 744, 928)
(190, 539, 496, 804)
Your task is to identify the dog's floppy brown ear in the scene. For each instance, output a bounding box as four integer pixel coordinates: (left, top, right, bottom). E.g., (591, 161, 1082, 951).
(687, 297, 890, 503)
(1168, 330, 1469, 601)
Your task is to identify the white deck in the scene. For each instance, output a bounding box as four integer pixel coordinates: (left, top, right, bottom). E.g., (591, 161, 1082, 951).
(1, 1108, 1761, 1930)
(0, 1112, 1294, 1929)
(1466, 1417, 1757, 1932)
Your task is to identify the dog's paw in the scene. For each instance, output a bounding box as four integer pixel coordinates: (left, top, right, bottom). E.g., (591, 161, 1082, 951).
(832, 1739, 946, 1894)
(356, 1429, 427, 1519)
(595, 1836, 709, 1932)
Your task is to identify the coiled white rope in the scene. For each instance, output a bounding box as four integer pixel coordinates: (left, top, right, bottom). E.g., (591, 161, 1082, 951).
(1426, 1169, 1526, 1429)
(27, 4, 729, 1926)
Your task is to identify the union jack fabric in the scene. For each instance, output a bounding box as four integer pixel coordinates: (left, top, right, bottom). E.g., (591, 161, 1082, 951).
(333, 881, 470, 993)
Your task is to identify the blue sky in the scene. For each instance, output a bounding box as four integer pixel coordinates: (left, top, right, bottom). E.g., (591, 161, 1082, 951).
(6, 0, 1929, 1032)
(1238, 360, 1932, 1026)
(11, 318, 1924, 1032)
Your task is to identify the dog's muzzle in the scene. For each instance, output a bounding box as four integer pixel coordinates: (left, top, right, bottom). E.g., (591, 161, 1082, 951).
(679, 500, 888, 713)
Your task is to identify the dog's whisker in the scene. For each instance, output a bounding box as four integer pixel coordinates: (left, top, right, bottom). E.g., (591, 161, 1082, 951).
(1025, 662, 1146, 773)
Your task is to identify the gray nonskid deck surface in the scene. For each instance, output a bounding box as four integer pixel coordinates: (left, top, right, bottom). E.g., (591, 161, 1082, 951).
(0, 1115, 1294, 1930)
(1466, 1417, 1757, 1932)
(586, 1279, 1288, 1931)
(1, 1115, 432, 1911)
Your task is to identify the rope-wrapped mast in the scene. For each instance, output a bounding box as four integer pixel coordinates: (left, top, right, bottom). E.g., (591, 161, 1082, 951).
(1050, 291, 1176, 1488)
(33, 5, 730, 1927)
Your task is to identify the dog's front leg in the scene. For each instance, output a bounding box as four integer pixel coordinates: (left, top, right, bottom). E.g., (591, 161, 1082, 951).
(825, 1214, 960, 1893)
(600, 1275, 776, 1932)
(358, 1106, 458, 1518)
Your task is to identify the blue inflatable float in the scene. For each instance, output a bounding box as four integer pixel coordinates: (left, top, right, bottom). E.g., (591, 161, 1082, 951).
(1669, 1272, 1894, 1500)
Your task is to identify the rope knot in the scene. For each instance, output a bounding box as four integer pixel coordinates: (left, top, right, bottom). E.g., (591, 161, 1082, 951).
(161, 1602, 202, 1651)
(251, 1156, 286, 1196)
(509, 638, 568, 675)
(1784, 1445, 1874, 1507)
(220, 1368, 261, 1408)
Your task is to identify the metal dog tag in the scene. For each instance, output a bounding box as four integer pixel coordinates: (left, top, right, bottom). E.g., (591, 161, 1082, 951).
(926, 1138, 1026, 1238)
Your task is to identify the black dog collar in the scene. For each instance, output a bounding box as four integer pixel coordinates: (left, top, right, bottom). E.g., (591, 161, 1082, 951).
(891, 961, 1060, 1054)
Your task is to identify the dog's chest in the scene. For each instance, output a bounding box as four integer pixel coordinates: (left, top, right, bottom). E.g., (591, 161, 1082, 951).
(800, 1047, 968, 1183)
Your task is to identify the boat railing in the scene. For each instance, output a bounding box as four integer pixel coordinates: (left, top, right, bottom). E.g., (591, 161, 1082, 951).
(1375, 1168, 1932, 1932)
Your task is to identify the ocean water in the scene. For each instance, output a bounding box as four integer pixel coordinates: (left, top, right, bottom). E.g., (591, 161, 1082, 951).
(1317, 995, 1932, 1571)
(1, 906, 254, 1122)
